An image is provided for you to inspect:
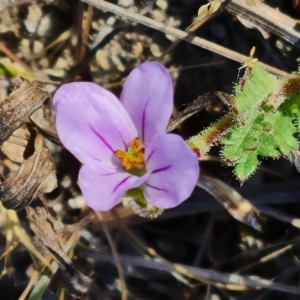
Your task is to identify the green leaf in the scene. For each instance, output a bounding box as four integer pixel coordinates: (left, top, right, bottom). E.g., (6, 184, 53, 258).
(233, 64, 279, 122)
(233, 152, 259, 183)
(282, 94, 300, 131)
(0, 62, 32, 77)
(187, 61, 300, 183)
(257, 132, 279, 157)
(264, 110, 298, 155)
(222, 122, 258, 165)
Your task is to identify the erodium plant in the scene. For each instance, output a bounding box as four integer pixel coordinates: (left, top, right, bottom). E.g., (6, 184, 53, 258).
(53, 62, 199, 217)
(188, 61, 300, 182)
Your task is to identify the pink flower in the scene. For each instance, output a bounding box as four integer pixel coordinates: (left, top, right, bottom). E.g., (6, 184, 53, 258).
(53, 62, 199, 212)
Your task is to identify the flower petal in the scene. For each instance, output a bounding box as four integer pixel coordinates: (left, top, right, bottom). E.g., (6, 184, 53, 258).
(144, 133, 199, 209)
(53, 82, 137, 164)
(120, 62, 173, 146)
(79, 162, 150, 211)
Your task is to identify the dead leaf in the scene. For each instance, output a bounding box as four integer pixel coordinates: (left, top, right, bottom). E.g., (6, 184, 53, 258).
(1, 123, 34, 163)
(0, 131, 57, 210)
(198, 175, 262, 231)
(26, 199, 94, 296)
(30, 106, 60, 144)
(187, 0, 225, 31)
(167, 92, 230, 132)
(0, 80, 49, 144)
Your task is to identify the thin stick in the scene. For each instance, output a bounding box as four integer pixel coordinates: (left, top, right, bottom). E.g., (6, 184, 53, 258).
(0, 43, 32, 71)
(80, 0, 287, 77)
(96, 212, 128, 300)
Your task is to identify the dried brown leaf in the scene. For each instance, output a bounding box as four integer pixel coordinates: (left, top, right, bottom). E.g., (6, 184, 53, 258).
(0, 80, 49, 144)
(26, 200, 94, 296)
(167, 92, 230, 132)
(1, 123, 34, 163)
(198, 175, 262, 231)
(30, 106, 60, 144)
(0, 131, 57, 210)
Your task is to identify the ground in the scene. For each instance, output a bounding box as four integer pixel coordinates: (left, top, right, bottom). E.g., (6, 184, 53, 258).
(1, 0, 300, 299)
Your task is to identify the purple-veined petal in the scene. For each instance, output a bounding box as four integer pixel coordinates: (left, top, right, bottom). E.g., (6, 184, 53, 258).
(120, 62, 173, 146)
(144, 133, 199, 209)
(53, 82, 137, 164)
(79, 161, 150, 211)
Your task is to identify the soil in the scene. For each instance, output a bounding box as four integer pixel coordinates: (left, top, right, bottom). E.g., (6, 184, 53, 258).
(1, 0, 300, 299)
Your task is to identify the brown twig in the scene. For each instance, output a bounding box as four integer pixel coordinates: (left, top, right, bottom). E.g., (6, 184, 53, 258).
(225, 0, 300, 49)
(0, 43, 32, 72)
(75, 3, 94, 64)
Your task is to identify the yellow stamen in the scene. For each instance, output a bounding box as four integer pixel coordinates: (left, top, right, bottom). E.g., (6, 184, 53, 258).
(115, 138, 145, 170)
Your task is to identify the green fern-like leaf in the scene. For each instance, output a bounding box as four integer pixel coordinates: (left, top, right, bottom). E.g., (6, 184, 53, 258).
(221, 63, 300, 181)
(187, 60, 300, 183)
(233, 152, 259, 183)
(233, 64, 279, 123)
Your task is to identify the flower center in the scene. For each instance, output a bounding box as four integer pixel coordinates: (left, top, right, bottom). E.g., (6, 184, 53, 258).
(114, 138, 145, 171)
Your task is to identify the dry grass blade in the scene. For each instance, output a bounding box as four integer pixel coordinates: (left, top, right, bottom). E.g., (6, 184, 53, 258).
(187, 0, 225, 31)
(225, 0, 300, 48)
(181, 264, 300, 294)
(27, 30, 71, 61)
(24, 234, 78, 300)
(80, 0, 286, 77)
(198, 175, 262, 230)
(26, 259, 59, 300)
(0, 203, 50, 267)
(96, 212, 127, 300)
(75, 3, 94, 64)
(110, 210, 269, 291)
(111, 210, 202, 284)
(260, 207, 300, 229)
(214, 91, 232, 106)
(167, 91, 231, 132)
(0, 204, 18, 277)
(138, 0, 155, 14)
(26, 199, 93, 297)
(84, 251, 300, 295)
(0, 42, 32, 72)
(18, 253, 53, 300)
(238, 243, 294, 273)
(167, 93, 217, 132)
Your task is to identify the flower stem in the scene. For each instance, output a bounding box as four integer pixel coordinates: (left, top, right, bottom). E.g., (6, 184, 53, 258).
(187, 112, 236, 156)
